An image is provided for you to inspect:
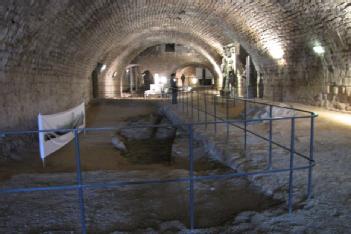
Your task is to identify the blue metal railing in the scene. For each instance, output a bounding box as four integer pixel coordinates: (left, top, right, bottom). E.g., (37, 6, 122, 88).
(0, 91, 317, 233)
(164, 88, 317, 212)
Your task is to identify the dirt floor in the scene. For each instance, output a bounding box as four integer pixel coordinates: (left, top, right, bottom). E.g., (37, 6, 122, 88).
(163, 97, 351, 233)
(2, 97, 350, 233)
(0, 99, 280, 233)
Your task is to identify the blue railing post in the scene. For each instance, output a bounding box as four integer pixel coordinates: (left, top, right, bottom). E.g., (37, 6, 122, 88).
(226, 97, 229, 141)
(204, 93, 208, 130)
(268, 105, 273, 169)
(213, 95, 217, 134)
(244, 100, 247, 152)
(74, 129, 87, 234)
(188, 124, 195, 231)
(308, 114, 315, 199)
(197, 92, 200, 122)
(226, 97, 229, 120)
(178, 88, 180, 106)
(170, 88, 173, 105)
(179, 89, 182, 110)
(288, 118, 296, 213)
(186, 91, 189, 116)
(181, 90, 185, 113)
(191, 91, 194, 120)
(177, 89, 180, 110)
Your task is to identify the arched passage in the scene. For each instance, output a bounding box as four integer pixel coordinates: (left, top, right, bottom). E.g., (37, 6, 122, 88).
(98, 33, 224, 98)
(173, 63, 217, 88)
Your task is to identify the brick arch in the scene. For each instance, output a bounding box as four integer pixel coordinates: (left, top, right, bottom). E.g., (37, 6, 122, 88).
(1, 0, 351, 129)
(3, 1, 349, 78)
(99, 32, 224, 97)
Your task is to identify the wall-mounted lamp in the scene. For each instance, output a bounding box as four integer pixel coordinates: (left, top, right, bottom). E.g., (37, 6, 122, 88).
(191, 77, 198, 85)
(313, 45, 325, 55)
(267, 41, 284, 60)
(278, 59, 287, 66)
(100, 64, 107, 72)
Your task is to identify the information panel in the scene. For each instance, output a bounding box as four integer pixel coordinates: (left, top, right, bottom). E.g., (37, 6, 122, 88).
(38, 103, 85, 161)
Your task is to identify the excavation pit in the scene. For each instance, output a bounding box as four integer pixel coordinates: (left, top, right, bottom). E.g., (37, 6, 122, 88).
(0, 101, 283, 233)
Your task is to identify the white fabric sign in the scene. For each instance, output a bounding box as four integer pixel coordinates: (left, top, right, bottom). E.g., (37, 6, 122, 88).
(38, 103, 85, 161)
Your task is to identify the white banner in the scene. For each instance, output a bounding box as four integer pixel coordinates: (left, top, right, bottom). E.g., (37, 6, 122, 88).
(38, 103, 85, 161)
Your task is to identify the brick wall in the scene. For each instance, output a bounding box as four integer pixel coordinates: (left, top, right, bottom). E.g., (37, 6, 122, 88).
(1, 0, 350, 132)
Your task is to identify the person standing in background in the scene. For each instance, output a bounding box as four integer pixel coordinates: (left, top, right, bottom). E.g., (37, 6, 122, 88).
(170, 73, 178, 104)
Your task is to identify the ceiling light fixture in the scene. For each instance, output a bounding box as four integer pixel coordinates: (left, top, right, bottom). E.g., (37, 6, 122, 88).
(266, 41, 284, 60)
(191, 77, 198, 85)
(101, 64, 107, 72)
(313, 45, 325, 55)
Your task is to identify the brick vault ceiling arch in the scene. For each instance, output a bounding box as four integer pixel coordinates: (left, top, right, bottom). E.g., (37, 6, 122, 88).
(2, 0, 350, 78)
(2, 0, 293, 77)
(1, 0, 350, 130)
(73, 0, 288, 72)
(102, 31, 224, 84)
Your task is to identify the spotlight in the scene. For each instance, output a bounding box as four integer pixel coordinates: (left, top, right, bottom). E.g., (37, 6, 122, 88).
(278, 59, 287, 66)
(160, 76, 168, 84)
(101, 64, 107, 72)
(313, 45, 325, 55)
(267, 41, 284, 60)
(191, 77, 198, 85)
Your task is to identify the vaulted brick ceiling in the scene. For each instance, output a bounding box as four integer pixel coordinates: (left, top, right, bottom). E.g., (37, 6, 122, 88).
(3, 0, 350, 78)
(1, 0, 350, 128)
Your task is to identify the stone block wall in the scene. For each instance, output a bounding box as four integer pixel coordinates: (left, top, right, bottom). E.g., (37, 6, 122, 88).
(259, 1, 351, 111)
